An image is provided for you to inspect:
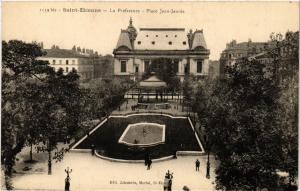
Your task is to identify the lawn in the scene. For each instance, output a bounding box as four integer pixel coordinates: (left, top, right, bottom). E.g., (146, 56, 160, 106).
(74, 115, 202, 160)
(119, 123, 164, 145)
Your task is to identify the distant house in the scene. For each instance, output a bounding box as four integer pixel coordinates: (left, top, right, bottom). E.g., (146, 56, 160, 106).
(113, 18, 210, 81)
(93, 55, 114, 78)
(219, 39, 276, 76)
(39, 48, 101, 81)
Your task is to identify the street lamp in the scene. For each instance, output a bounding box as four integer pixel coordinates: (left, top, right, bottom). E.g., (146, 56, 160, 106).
(65, 167, 72, 191)
(206, 136, 210, 179)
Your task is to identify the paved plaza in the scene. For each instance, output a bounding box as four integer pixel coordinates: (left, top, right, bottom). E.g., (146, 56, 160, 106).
(11, 148, 217, 190)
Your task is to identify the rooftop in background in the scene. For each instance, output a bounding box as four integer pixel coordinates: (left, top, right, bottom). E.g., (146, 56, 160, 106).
(42, 48, 102, 58)
(224, 39, 276, 51)
(140, 28, 185, 31)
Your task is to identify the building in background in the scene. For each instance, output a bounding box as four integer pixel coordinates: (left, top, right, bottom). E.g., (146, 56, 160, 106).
(93, 55, 114, 78)
(39, 48, 111, 81)
(219, 39, 276, 76)
(113, 18, 210, 81)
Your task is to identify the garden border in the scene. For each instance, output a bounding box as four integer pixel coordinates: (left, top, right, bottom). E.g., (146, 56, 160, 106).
(71, 113, 205, 158)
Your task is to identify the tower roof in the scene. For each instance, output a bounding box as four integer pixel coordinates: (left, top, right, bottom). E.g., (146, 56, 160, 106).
(191, 30, 207, 50)
(115, 30, 132, 50)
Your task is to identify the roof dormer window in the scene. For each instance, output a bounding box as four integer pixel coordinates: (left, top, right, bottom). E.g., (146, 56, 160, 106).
(156, 35, 158, 37)
(146, 35, 149, 37)
(137, 41, 141, 45)
(169, 41, 172, 45)
(152, 41, 155, 45)
(183, 41, 186, 45)
(175, 35, 177, 37)
(166, 35, 168, 37)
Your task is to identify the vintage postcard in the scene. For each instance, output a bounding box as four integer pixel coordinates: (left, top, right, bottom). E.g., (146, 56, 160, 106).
(2, 1, 299, 191)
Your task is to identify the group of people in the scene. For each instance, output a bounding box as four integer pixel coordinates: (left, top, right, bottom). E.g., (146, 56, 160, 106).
(144, 153, 152, 170)
(163, 170, 174, 191)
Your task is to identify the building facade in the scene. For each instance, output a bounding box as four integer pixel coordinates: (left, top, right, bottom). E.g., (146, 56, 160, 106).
(113, 19, 210, 81)
(219, 39, 276, 76)
(39, 48, 96, 81)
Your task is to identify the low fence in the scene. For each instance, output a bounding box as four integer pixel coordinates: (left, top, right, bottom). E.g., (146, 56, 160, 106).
(110, 110, 189, 118)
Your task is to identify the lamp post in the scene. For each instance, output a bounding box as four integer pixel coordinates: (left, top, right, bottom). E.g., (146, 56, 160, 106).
(206, 136, 210, 179)
(65, 167, 72, 191)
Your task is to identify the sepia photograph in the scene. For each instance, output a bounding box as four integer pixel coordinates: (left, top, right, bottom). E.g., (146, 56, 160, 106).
(1, 1, 299, 190)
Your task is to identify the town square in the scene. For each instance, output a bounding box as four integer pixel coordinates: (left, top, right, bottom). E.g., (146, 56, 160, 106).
(1, 2, 299, 191)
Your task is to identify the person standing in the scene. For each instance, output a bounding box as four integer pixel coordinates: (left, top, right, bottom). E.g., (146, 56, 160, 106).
(195, 159, 200, 171)
(91, 144, 95, 156)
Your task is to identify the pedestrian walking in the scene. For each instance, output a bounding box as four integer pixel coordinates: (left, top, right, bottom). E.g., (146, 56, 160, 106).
(147, 159, 152, 170)
(195, 159, 200, 171)
(144, 153, 149, 166)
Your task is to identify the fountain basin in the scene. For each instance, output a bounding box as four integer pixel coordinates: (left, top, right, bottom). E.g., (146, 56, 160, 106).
(118, 123, 166, 147)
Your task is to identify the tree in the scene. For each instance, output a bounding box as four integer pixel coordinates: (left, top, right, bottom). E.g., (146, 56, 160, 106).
(79, 78, 133, 122)
(193, 31, 298, 190)
(2, 40, 52, 189)
(2, 40, 81, 188)
(35, 68, 80, 174)
(194, 59, 282, 190)
(271, 31, 298, 187)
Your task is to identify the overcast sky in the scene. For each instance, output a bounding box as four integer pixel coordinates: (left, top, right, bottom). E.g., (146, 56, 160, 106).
(3, 2, 299, 60)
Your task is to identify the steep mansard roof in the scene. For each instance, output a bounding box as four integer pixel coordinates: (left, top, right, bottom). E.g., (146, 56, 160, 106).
(115, 30, 133, 50)
(115, 27, 208, 51)
(191, 30, 207, 50)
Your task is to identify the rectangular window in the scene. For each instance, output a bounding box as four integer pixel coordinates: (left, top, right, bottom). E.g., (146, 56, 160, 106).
(197, 60, 203, 73)
(66, 67, 69, 72)
(66, 60, 69, 65)
(59, 60, 62, 64)
(184, 63, 190, 74)
(121, 61, 127, 73)
(72, 60, 75, 65)
(144, 60, 150, 72)
(52, 60, 56, 65)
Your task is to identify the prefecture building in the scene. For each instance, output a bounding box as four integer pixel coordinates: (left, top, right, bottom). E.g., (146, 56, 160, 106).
(113, 18, 210, 81)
